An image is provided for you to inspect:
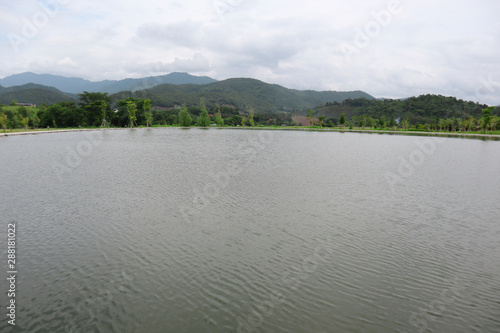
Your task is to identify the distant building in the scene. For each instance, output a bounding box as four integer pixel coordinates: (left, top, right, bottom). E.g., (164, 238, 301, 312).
(292, 116, 319, 126)
(15, 103, 36, 107)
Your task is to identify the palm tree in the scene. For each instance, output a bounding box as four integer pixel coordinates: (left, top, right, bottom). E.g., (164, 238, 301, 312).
(467, 116, 475, 132)
(438, 118, 446, 132)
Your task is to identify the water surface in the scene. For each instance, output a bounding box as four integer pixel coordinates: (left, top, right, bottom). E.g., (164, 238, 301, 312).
(1, 128, 499, 332)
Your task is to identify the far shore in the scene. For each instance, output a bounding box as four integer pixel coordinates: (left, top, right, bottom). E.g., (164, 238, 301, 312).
(1, 126, 500, 140)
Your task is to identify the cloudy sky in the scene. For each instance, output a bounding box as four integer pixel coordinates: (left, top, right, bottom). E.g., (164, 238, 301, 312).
(1, 0, 499, 104)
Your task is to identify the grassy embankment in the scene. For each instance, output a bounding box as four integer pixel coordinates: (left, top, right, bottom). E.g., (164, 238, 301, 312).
(2, 124, 500, 140)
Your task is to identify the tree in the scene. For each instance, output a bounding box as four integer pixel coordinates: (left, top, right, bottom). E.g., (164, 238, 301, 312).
(100, 100, 109, 128)
(401, 118, 410, 130)
(481, 107, 494, 133)
(388, 118, 396, 128)
(215, 103, 224, 127)
(460, 118, 468, 132)
(126, 101, 137, 128)
(247, 107, 255, 127)
(438, 118, 446, 131)
(19, 114, 30, 131)
(339, 113, 346, 126)
(377, 118, 385, 128)
(79, 92, 111, 127)
(367, 117, 374, 129)
(143, 99, 153, 127)
(489, 115, 499, 133)
(467, 116, 475, 132)
(0, 113, 7, 132)
(306, 109, 314, 126)
(178, 105, 192, 127)
(358, 116, 365, 129)
(33, 115, 40, 129)
(196, 99, 210, 127)
(318, 116, 325, 127)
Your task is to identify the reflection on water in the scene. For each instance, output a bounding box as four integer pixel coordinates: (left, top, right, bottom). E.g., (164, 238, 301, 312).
(1, 128, 499, 332)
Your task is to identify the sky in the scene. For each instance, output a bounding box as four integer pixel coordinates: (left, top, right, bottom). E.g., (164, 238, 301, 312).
(1, 0, 499, 105)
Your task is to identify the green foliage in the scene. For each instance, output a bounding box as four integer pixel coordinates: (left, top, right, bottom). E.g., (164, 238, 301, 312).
(0, 112, 7, 132)
(247, 107, 255, 127)
(196, 99, 210, 127)
(482, 107, 494, 132)
(367, 117, 374, 129)
(116, 97, 153, 127)
(126, 101, 137, 127)
(316, 95, 489, 127)
(215, 103, 224, 127)
(110, 78, 374, 114)
(79, 92, 112, 127)
(318, 116, 325, 127)
(401, 118, 410, 130)
(339, 113, 346, 125)
(19, 114, 30, 131)
(143, 99, 153, 127)
(377, 118, 385, 128)
(178, 105, 193, 127)
(225, 114, 242, 126)
(100, 100, 109, 127)
(37, 102, 81, 128)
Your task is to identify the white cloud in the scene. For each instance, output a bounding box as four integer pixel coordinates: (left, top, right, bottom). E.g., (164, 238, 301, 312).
(0, 0, 499, 104)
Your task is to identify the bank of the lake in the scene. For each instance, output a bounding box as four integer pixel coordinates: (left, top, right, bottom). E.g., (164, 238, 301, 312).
(2, 126, 500, 140)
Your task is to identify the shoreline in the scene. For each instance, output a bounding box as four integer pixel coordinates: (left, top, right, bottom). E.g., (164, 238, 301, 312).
(1, 127, 499, 140)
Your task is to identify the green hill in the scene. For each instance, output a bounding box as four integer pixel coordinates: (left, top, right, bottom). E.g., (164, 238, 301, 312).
(0, 84, 76, 105)
(314, 94, 491, 125)
(111, 78, 375, 113)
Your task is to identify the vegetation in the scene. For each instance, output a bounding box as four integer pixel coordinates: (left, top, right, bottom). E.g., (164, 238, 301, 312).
(1, 92, 498, 137)
(126, 101, 137, 128)
(178, 105, 193, 127)
(316, 95, 491, 127)
(110, 78, 374, 114)
(196, 99, 210, 127)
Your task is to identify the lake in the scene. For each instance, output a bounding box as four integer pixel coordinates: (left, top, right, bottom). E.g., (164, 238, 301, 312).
(1, 128, 499, 332)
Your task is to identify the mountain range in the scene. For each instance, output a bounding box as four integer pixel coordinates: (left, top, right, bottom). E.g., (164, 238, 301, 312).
(0, 72, 375, 113)
(0, 72, 217, 95)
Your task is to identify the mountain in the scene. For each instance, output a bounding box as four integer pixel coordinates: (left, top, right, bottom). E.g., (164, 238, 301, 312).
(0, 75, 375, 113)
(0, 72, 218, 94)
(0, 83, 76, 105)
(111, 78, 375, 113)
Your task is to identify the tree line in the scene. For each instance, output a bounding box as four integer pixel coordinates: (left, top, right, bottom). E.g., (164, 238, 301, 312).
(307, 107, 499, 133)
(0, 92, 498, 133)
(0, 93, 287, 130)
